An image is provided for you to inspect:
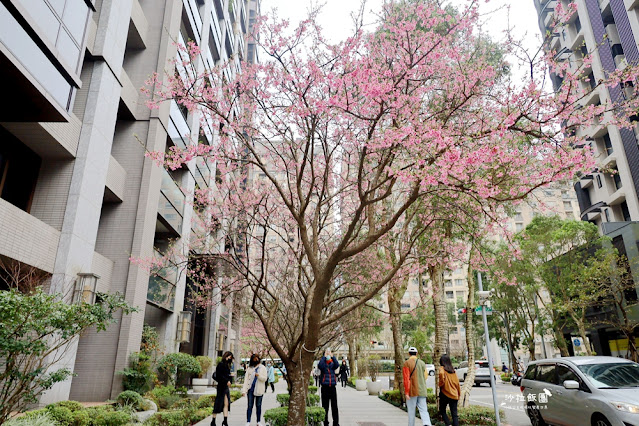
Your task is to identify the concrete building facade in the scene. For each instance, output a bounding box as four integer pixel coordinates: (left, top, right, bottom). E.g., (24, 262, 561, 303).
(0, 0, 255, 403)
(534, 0, 639, 357)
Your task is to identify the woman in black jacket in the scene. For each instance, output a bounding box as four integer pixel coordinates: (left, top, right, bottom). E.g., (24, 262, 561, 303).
(211, 351, 234, 426)
(339, 359, 350, 387)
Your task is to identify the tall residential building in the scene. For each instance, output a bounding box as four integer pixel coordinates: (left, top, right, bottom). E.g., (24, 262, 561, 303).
(0, 0, 255, 403)
(534, 0, 639, 356)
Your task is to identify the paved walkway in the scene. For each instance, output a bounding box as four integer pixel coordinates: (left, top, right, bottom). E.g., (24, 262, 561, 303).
(195, 380, 411, 426)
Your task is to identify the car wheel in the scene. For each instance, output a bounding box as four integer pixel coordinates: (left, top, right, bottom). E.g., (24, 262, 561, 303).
(592, 414, 612, 426)
(526, 403, 547, 426)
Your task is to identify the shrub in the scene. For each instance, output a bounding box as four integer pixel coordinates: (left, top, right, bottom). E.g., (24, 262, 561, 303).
(380, 389, 402, 406)
(501, 373, 512, 381)
(427, 393, 436, 404)
(230, 390, 242, 402)
(91, 410, 131, 426)
(148, 385, 176, 400)
(5, 410, 53, 426)
(264, 406, 326, 426)
(46, 405, 74, 425)
(117, 390, 143, 409)
(308, 385, 318, 393)
(157, 353, 201, 385)
(306, 393, 320, 407)
(73, 410, 90, 426)
(195, 395, 216, 409)
(144, 410, 189, 426)
(120, 352, 155, 394)
(158, 395, 184, 410)
(0, 288, 134, 423)
(276, 393, 290, 407)
(47, 400, 84, 412)
(195, 356, 213, 378)
(427, 404, 505, 425)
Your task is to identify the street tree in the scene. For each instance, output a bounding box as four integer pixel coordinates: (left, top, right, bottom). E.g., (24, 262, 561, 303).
(144, 0, 639, 420)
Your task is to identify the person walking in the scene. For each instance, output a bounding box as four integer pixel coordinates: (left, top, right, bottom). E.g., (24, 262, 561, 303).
(402, 347, 432, 426)
(242, 354, 268, 426)
(211, 351, 234, 426)
(318, 349, 340, 426)
(266, 361, 275, 393)
(339, 359, 349, 388)
(313, 363, 321, 388)
(438, 354, 461, 426)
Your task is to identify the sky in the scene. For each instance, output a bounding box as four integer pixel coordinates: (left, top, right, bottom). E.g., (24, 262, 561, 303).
(259, 0, 543, 77)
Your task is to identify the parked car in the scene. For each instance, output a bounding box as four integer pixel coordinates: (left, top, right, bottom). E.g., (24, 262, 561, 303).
(521, 356, 639, 426)
(426, 364, 435, 376)
(456, 360, 496, 386)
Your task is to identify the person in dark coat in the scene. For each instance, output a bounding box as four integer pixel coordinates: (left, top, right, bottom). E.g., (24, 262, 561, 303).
(339, 359, 349, 388)
(211, 351, 234, 426)
(318, 349, 340, 426)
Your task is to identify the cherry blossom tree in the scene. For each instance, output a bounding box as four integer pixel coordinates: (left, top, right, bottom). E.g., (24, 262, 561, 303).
(144, 0, 639, 421)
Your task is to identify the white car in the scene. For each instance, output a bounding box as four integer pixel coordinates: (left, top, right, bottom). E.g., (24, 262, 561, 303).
(522, 356, 639, 426)
(456, 360, 496, 386)
(426, 364, 435, 376)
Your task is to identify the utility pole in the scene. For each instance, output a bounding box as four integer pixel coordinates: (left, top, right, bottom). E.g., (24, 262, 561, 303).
(478, 272, 501, 426)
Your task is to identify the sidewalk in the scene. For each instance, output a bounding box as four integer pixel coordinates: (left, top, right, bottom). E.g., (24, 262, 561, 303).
(195, 380, 412, 426)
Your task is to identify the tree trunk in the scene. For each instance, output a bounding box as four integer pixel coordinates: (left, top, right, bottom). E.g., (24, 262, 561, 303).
(285, 350, 314, 425)
(459, 268, 476, 407)
(388, 278, 408, 398)
(430, 263, 448, 405)
(348, 338, 355, 378)
(575, 319, 592, 356)
(553, 329, 570, 357)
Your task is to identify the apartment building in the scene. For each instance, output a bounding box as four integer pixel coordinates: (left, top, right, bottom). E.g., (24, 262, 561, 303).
(534, 0, 639, 356)
(0, 0, 256, 403)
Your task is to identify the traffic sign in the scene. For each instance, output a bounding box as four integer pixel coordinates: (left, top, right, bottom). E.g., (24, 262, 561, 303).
(475, 306, 493, 315)
(573, 339, 581, 347)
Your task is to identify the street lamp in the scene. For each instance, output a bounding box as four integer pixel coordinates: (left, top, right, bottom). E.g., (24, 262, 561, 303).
(73, 273, 99, 304)
(177, 311, 192, 343)
(477, 272, 501, 426)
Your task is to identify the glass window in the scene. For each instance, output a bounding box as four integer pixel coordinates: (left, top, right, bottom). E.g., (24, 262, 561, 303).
(26, 1, 60, 43)
(445, 280, 452, 287)
(557, 365, 579, 384)
(56, 28, 80, 70)
(564, 201, 572, 211)
(516, 223, 524, 232)
(524, 365, 537, 380)
(596, 174, 602, 188)
(578, 362, 639, 388)
(537, 364, 557, 384)
(446, 291, 454, 299)
(62, 0, 89, 42)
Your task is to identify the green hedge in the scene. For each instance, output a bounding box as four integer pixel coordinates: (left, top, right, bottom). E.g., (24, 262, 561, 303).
(308, 385, 318, 393)
(500, 373, 512, 381)
(264, 406, 326, 426)
(276, 393, 320, 407)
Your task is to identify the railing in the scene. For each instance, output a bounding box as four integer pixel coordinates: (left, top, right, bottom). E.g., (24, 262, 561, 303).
(147, 249, 178, 311)
(169, 101, 191, 145)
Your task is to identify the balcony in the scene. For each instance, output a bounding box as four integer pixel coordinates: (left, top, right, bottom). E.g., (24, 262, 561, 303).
(169, 100, 191, 147)
(147, 249, 178, 311)
(158, 168, 185, 235)
(183, 0, 203, 41)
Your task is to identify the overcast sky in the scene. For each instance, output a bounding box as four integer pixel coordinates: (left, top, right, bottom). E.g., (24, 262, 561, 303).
(259, 0, 543, 77)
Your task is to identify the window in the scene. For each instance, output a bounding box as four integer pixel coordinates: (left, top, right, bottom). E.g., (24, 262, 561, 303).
(456, 291, 465, 299)
(621, 201, 631, 221)
(612, 168, 622, 190)
(537, 364, 557, 384)
(524, 365, 537, 380)
(446, 291, 454, 300)
(557, 365, 580, 385)
(603, 133, 613, 155)
(454, 279, 464, 287)
(563, 201, 573, 211)
(515, 223, 524, 232)
(514, 212, 523, 221)
(605, 208, 611, 222)
(596, 174, 602, 188)
(445, 280, 453, 288)
(401, 303, 411, 309)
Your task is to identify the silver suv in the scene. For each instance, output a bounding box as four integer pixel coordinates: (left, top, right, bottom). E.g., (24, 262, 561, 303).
(456, 360, 496, 386)
(521, 356, 639, 426)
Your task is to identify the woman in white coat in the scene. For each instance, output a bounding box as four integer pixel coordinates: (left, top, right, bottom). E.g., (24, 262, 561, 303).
(242, 353, 268, 426)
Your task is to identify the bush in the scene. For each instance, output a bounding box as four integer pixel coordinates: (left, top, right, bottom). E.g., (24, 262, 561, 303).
(306, 393, 320, 407)
(148, 385, 176, 400)
(380, 389, 402, 406)
(195, 356, 213, 378)
(144, 410, 190, 426)
(120, 352, 155, 394)
(157, 353, 201, 385)
(5, 410, 53, 426)
(88, 409, 131, 426)
(276, 393, 289, 407)
(427, 404, 505, 425)
(195, 394, 216, 409)
(501, 373, 512, 382)
(73, 410, 90, 426)
(47, 400, 84, 412)
(117, 390, 143, 409)
(46, 405, 74, 425)
(230, 390, 242, 402)
(264, 406, 326, 426)
(308, 385, 318, 393)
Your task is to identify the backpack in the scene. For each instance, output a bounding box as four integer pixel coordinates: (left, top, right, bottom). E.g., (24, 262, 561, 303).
(212, 370, 217, 381)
